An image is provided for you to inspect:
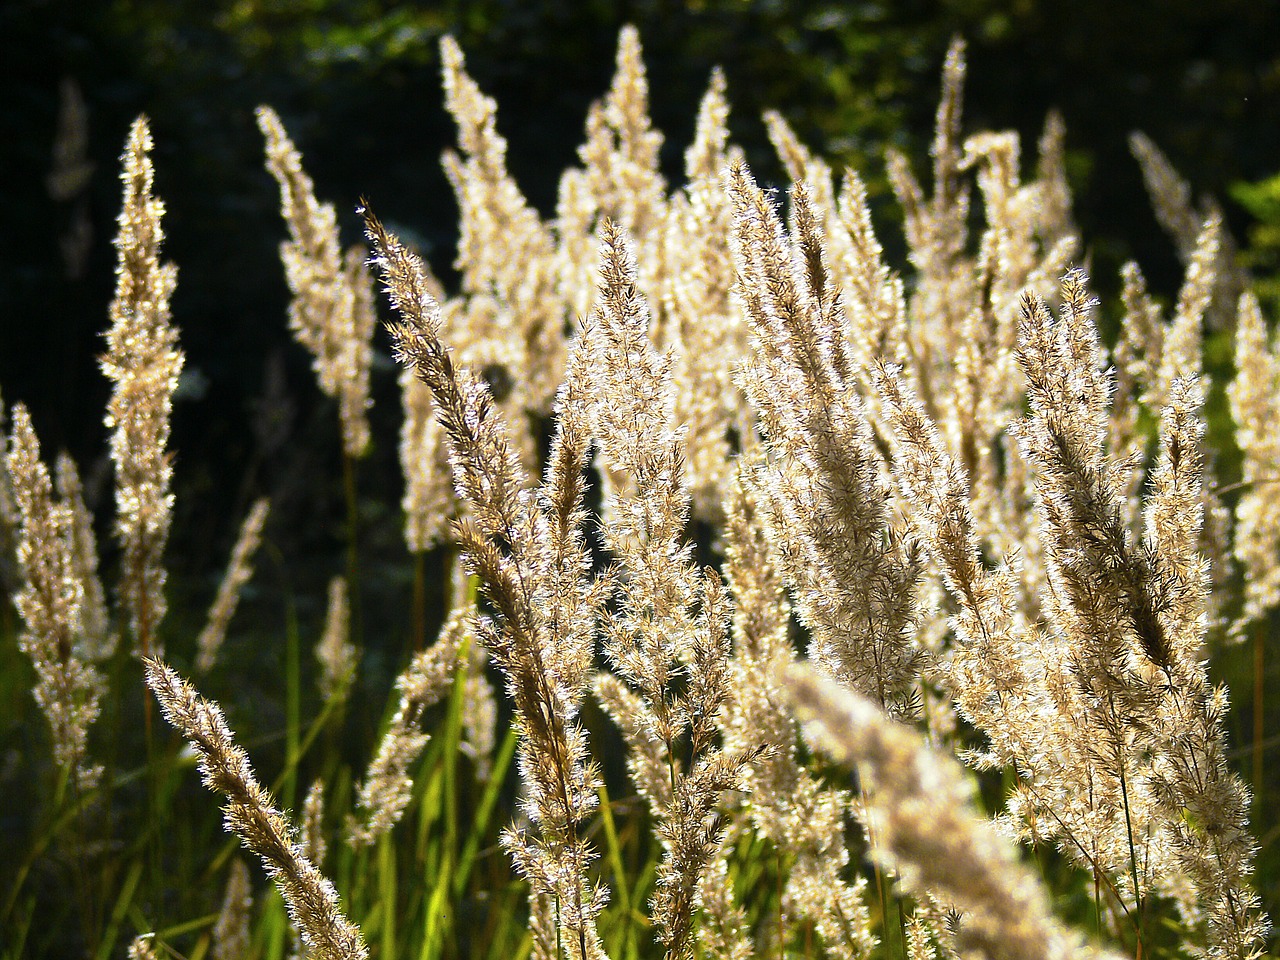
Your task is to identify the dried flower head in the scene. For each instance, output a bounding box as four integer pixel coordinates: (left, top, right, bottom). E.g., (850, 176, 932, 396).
(101, 115, 182, 658)
(211, 858, 253, 960)
(399, 363, 455, 554)
(6, 404, 104, 790)
(257, 105, 374, 457)
(196, 497, 270, 673)
(786, 666, 1121, 960)
(348, 609, 463, 848)
(316, 576, 357, 702)
(144, 658, 367, 960)
(54, 451, 114, 662)
(1230, 291, 1280, 631)
(727, 159, 924, 717)
(587, 220, 756, 960)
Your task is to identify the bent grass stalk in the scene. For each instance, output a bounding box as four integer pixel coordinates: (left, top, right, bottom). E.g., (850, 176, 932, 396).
(143, 658, 367, 960)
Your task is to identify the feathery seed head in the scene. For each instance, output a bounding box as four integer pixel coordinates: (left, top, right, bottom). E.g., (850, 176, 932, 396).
(196, 497, 270, 673)
(144, 658, 368, 960)
(103, 114, 182, 658)
(258, 106, 373, 457)
(7, 404, 104, 789)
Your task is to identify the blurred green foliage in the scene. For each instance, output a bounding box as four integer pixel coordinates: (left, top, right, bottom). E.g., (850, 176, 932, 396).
(1234, 171, 1280, 316)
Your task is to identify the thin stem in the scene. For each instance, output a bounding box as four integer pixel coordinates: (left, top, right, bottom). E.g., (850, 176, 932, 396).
(413, 549, 427, 651)
(777, 846, 785, 960)
(342, 449, 363, 649)
(895, 894, 908, 960)
(1117, 756, 1144, 959)
(136, 577, 155, 741)
(1094, 874, 1103, 940)
(860, 781, 892, 946)
(1254, 618, 1266, 817)
(1108, 690, 1145, 958)
(143, 662, 161, 929)
(1212, 476, 1280, 495)
(284, 583, 301, 810)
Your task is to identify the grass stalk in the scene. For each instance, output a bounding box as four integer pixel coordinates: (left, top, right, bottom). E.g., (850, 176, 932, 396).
(341, 450, 363, 651)
(1108, 691, 1145, 959)
(596, 778, 636, 960)
(1254, 618, 1266, 814)
(284, 584, 301, 811)
(453, 724, 518, 899)
(92, 859, 143, 960)
(413, 549, 427, 651)
(379, 833, 398, 958)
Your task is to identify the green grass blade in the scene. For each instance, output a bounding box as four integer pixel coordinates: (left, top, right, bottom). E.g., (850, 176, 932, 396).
(380, 832, 398, 958)
(453, 723, 518, 899)
(93, 858, 143, 960)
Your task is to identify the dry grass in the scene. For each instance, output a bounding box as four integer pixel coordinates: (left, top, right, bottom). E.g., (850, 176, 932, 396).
(0, 26, 1274, 960)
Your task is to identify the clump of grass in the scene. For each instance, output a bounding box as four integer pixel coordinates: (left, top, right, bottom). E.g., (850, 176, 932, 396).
(0, 24, 1274, 960)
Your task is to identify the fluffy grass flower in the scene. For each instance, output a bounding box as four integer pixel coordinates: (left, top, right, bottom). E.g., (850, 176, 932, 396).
(101, 115, 182, 658)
